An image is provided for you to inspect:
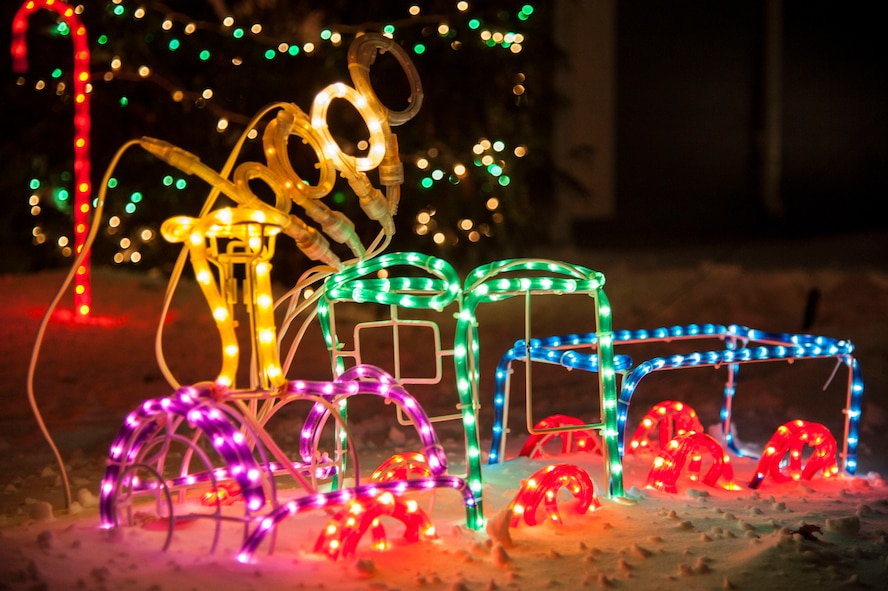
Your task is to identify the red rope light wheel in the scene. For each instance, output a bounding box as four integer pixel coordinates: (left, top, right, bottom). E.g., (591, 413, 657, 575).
(627, 400, 704, 455)
(508, 464, 600, 528)
(749, 420, 839, 489)
(314, 492, 437, 559)
(370, 452, 432, 482)
(518, 415, 602, 459)
(645, 432, 740, 493)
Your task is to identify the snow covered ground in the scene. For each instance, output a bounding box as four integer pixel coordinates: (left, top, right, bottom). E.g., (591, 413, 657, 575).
(1, 230, 887, 590)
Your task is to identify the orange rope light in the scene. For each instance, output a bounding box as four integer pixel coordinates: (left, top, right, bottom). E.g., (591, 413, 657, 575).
(749, 420, 839, 488)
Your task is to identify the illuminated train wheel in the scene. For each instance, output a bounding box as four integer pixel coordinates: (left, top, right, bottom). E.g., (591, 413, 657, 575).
(99, 389, 273, 553)
(314, 492, 437, 559)
(508, 464, 600, 528)
(626, 400, 704, 455)
(103, 424, 240, 553)
(749, 420, 839, 489)
(518, 415, 602, 459)
(645, 432, 740, 493)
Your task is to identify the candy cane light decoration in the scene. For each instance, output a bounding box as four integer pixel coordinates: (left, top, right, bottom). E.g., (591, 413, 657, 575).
(12, 0, 93, 319)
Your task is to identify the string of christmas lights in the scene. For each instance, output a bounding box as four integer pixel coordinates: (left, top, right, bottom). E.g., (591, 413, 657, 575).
(14, 1, 546, 271)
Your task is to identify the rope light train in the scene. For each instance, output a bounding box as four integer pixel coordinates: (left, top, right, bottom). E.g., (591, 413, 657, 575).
(25, 11, 868, 565)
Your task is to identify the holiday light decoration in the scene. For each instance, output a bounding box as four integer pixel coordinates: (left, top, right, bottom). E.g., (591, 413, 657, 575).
(313, 492, 437, 560)
(99, 385, 270, 553)
(618, 326, 862, 475)
(237, 476, 473, 563)
(295, 365, 450, 478)
(488, 327, 723, 468)
(516, 415, 603, 459)
(17, 3, 543, 265)
(457, 259, 624, 526)
(141, 31, 423, 270)
(317, 252, 461, 484)
(748, 420, 839, 489)
(99, 372, 476, 555)
(201, 481, 241, 507)
(161, 207, 290, 390)
(508, 464, 600, 528)
(68, 4, 869, 561)
(645, 432, 740, 493)
(625, 401, 705, 455)
(317, 255, 623, 528)
(321, 252, 461, 316)
(482, 321, 860, 475)
(489, 343, 634, 466)
(12, 0, 93, 318)
(371, 453, 433, 482)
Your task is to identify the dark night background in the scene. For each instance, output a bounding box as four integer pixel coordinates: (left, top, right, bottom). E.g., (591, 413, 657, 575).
(608, 1, 886, 248)
(1, 1, 885, 277)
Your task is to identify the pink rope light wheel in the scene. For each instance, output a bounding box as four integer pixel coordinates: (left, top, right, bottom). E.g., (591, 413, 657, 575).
(508, 464, 600, 528)
(518, 415, 603, 459)
(749, 420, 839, 489)
(626, 400, 704, 455)
(645, 432, 740, 493)
(314, 492, 437, 560)
(12, 0, 93, 319)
